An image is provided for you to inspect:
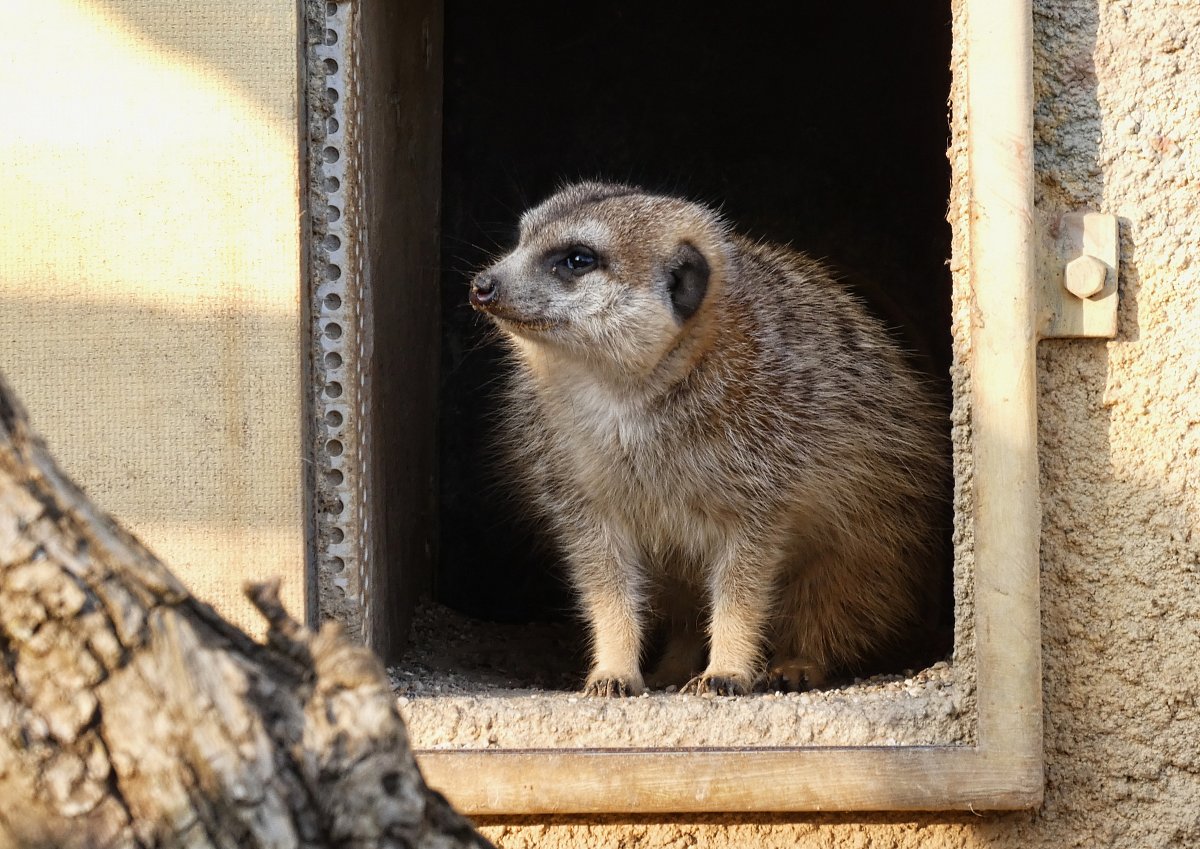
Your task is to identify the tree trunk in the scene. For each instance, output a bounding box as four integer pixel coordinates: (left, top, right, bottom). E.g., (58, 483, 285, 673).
(0, 372, 492, 849)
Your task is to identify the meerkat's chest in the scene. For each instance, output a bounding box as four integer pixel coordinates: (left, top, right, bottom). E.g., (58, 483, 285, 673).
(551, 382, 673, 466)
(546, 384, 728, 555)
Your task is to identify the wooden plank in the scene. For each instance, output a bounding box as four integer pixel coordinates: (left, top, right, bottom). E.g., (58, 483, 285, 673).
(355, 0, 444, 661)
(417, 746, 1041, 814)
(963, 0, 1045, 802)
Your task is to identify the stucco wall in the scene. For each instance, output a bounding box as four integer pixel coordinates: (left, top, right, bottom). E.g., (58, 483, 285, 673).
(475, 0, 1200, 845)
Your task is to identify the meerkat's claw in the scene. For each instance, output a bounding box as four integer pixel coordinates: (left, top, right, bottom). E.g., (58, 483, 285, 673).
(681, 672, 752, 697)
(583, 674, 644, 698)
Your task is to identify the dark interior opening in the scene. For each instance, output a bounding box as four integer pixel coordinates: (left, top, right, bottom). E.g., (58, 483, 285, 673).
(426, 1, 953, 679)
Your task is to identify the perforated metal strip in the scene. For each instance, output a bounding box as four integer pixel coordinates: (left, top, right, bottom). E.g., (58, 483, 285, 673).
(308, 0, 367, 641)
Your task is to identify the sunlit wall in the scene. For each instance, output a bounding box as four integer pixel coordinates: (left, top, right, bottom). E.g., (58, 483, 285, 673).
(0, 0, 305, 632)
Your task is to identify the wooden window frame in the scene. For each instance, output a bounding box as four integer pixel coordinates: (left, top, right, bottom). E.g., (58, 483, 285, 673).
(310, 0, 1045, 814)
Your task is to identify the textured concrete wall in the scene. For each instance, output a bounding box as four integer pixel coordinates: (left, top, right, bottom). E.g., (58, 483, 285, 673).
(0, 1, 306, 634)
(475, 0, 1200, 845)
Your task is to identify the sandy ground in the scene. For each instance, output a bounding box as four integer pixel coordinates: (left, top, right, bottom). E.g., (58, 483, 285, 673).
(389, 601, 971, 749)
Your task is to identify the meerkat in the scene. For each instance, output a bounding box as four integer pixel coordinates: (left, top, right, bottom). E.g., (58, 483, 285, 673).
(469, 181, 949, 697)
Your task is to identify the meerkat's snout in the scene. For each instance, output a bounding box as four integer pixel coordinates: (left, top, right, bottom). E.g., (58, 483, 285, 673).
(470, 273, 500, 310)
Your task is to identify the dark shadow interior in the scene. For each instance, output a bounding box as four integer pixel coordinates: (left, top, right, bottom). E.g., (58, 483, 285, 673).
(432, 1, 954, 653)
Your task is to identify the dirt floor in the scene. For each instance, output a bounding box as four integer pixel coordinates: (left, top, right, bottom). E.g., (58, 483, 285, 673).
(388, 601, 970, 750)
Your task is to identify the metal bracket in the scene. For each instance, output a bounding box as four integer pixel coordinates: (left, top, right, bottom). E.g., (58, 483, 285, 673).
(1038, 212, 1120, 339)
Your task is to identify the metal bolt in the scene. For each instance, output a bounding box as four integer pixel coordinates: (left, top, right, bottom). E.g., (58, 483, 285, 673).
(1064, 255, 1108, 299)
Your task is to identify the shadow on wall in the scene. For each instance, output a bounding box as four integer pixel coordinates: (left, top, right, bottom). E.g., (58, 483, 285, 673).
(77, 0, 300, 119)
(0, 298, 300, 528)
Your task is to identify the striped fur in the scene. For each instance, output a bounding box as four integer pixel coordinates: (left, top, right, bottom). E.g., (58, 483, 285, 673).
(472, 182, 949, 696)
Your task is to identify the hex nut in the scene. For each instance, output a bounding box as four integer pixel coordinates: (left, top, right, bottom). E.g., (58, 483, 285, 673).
(1064, 255, 1109, 299)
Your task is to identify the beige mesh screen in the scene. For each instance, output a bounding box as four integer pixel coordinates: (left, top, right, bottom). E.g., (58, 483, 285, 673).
(0, 1, 306, 634)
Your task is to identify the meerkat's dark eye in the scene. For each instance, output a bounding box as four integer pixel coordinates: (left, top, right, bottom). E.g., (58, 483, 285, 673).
(561, 248, 597, 273)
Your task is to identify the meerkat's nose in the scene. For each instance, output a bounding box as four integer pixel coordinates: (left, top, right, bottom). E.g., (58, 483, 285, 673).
(470, 274, 499, 309)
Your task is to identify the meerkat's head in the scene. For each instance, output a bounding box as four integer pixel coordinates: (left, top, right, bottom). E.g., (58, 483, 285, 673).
(470, 182, 730, 378)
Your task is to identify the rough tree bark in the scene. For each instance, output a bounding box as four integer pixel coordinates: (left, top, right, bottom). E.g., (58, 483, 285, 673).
(0, 372, 492, 849)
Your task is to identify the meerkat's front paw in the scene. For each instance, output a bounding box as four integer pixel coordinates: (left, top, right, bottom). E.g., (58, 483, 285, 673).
(681, 671, 754, 696)
(583, 671, 645, 698)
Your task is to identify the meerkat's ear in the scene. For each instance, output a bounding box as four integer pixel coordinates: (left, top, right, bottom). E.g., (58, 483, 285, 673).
(666, 243, 710, 322)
